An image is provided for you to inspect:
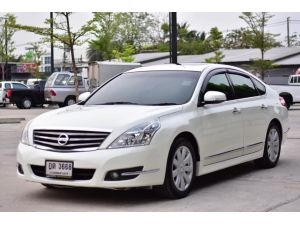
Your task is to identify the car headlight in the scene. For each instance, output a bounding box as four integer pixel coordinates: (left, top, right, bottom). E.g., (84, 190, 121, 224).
(21, 120, 32, 146)
(108, 120, 160, 149)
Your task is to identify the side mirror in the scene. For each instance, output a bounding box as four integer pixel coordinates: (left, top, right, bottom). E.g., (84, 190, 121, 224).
(204, 91, 227, 104)
(78, 92, 91, 102)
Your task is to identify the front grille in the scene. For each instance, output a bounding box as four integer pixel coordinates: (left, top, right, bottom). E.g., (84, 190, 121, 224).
(33, 129, 110, 152)
(31, 165, 95, 180)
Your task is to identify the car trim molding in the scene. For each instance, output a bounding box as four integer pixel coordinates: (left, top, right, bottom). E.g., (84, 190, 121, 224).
(204, 142, 263, 166)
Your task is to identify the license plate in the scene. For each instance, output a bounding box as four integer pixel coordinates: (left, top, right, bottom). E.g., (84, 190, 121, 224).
(45, 161, 73, 178)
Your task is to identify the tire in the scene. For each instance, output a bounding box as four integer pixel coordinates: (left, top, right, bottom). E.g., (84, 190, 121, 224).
(255, 123, 281, 168)
(154, 137, 196, 199)
(21, 97, 32, 109)
(64, 96, 76, 107)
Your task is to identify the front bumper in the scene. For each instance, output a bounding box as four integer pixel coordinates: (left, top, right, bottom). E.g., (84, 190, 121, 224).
(17, 143, 166, 188)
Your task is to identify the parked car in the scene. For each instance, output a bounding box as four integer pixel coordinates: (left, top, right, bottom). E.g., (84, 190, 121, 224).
(44, 72, 89, 107)
(17, 64, 289, 198)
(6, 82, 45, 109)
(0, 81, 30, 107)
(270, 74, 300, 109)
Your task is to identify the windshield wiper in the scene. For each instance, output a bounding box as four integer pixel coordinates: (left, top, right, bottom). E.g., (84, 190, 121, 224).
(147, 103, 178, 106)
(98, 101, 139, 105)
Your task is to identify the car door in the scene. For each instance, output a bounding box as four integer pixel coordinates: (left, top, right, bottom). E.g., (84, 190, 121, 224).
(227, 71, 268, 155)
(196, 70, 244, 166)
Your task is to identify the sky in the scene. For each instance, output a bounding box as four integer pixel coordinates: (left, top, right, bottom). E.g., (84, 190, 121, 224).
(1, 12, 300, 60)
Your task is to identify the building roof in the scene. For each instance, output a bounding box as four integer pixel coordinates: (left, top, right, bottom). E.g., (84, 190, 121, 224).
(132, 52, 170, 64)
(138, 47, 300, 66)
(275, 54, 300, 65)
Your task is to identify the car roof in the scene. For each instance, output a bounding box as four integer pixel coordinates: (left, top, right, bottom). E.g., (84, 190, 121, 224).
(126, 63, 247, 73)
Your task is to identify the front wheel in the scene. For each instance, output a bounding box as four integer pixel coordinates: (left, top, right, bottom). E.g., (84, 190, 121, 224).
(255, 123, 281, 168)
(154, 137, 196, 199)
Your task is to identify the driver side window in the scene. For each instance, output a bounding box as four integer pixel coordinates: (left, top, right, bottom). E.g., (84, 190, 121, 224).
(205, 73, 233, 100)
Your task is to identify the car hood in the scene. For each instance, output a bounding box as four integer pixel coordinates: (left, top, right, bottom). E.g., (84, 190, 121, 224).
(31, 104, 183, 131)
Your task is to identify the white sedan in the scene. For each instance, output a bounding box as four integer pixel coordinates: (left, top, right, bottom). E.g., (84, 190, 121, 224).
(17, 64, 289, 198)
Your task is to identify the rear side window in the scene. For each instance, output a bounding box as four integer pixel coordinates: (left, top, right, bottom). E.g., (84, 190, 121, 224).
(13, 83, 28, 89)
(205, 73, 233, 100)
(229, 74, 259, 99)
(252, 79, 266, 95)
(5, 83, 11, 89)
(54, 74, 70, 86)
(0, 83, 2, 88)
(67, 76, 83, 86)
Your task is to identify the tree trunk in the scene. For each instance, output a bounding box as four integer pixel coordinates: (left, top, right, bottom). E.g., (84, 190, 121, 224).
(65, 13, 79, 102)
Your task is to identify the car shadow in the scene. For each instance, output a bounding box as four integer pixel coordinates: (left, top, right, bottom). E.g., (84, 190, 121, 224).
(27, 161, 261, 209)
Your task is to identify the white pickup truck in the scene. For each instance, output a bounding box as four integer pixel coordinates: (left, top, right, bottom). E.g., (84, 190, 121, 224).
(270, 74, 300, 109)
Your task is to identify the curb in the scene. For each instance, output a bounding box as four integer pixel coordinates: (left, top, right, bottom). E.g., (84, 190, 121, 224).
(0, 118, 26, 124)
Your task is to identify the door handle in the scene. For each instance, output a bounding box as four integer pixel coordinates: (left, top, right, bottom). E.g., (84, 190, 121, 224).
(232, 107, 241, 114)
(261, 104, 268, 109)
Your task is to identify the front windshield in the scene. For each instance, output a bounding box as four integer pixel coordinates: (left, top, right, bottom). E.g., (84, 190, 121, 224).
(85, 70, 200, 106)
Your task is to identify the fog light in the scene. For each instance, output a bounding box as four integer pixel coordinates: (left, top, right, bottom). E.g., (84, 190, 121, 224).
(104, 166, 143, 181)
(17, 163, 24, 174)
(110, 172, 119, 180)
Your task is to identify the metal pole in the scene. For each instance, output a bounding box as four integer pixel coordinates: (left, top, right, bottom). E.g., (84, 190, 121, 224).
(4, 18, 8, 80)
(169, 13, 172, 63)
(169, 12, 177, 64)
(287, 17, 290, 47)
(50, 12, 54, 73)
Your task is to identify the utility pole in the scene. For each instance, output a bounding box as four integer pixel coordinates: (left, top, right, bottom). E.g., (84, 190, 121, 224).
(287, 17, 290, 47)
(50, 12, 54, 74)
(169, 12, 177, 64)
(4, 18, 8, 80)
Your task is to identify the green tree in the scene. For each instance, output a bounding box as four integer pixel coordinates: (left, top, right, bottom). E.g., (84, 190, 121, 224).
(239, 12, 280, 79)
(88, 12, 123, 61)
(205, 50, 225, 63)
(120, 13, 159, 50)
(11, 12, 92, 100)
(22, 42, 46, 78)
(88, 12, 158, 62)
(223, 28, 255, 49)
(149, 21, 207, 55)
(286, 32, 300, 47)
(112, 44, 135, 62)
(204, 27, 224, 63)
(0, 13, 17, 80)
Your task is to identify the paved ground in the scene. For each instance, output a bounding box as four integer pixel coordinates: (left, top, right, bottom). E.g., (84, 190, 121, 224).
(0, 104, 300, 211)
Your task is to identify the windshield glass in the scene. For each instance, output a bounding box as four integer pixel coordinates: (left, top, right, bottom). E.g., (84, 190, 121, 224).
(85, 70, 200, 106)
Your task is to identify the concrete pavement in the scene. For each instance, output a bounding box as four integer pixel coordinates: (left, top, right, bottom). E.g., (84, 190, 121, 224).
(0, 105, 300, 211)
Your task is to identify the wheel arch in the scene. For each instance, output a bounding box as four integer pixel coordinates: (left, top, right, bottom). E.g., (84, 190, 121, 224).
(172, 131, 200, 162)
(65, 95, 76, 101)
(279, 92, 293, 103)
(269, 118, 283, 140)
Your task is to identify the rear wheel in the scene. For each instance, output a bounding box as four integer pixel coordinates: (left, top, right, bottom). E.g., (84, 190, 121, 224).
(255, 123, 281, 168)
(21, 97, 32, 109)
(154, 137, 196, 199)
(64, 96, 76, 106)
